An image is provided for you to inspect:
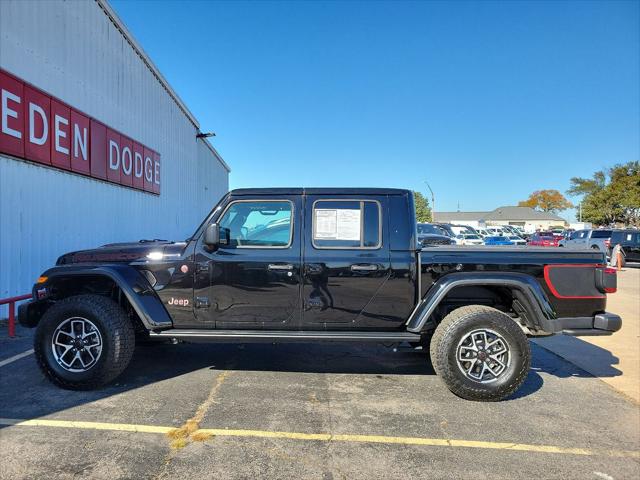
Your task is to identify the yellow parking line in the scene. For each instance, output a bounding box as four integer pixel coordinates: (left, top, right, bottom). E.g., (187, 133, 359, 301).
(1, 418, 638, 458)
(0, 418, 173, 434)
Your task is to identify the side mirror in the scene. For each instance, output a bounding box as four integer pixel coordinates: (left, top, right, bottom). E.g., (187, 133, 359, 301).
(204, 223, 220, 247)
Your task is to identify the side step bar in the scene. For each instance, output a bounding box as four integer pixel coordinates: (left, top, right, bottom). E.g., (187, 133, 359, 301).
(148, 329, 421, 343)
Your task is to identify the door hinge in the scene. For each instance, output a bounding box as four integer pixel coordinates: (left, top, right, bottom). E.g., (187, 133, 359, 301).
(195, 297, 211, 309)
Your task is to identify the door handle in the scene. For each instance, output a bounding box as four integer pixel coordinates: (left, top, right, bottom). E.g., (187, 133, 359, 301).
(350, 264, 378, 272)
(268, 264, 294, 271)
(196, 263, 209, 274)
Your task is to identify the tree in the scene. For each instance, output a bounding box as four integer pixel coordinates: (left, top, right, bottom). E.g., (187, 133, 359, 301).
(568, 161, 640, 226)
(518, 189, 573, 213)
(413, 191, 432, 222)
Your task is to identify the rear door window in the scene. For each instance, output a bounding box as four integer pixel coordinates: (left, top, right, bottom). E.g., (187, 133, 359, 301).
(312, 200, 381, 249)
(591, 230, 612, 238)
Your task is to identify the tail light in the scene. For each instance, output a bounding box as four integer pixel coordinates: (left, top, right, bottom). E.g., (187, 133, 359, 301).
(603, 267, 617, 293)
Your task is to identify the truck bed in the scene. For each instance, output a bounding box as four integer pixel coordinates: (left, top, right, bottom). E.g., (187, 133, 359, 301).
(420, 245, 604, 263)
(419, 245, 609, 321)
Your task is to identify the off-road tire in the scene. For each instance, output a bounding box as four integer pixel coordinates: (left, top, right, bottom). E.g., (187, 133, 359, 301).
(430, 305, 530, 401)
(34, 294, 135, 390)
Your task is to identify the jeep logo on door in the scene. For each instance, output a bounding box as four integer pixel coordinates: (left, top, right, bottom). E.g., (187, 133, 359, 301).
(0, 68, 160, 194)
(168, 297, 190, 306)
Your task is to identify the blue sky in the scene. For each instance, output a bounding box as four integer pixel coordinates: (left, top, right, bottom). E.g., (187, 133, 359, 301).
(111, 0, 639, 220)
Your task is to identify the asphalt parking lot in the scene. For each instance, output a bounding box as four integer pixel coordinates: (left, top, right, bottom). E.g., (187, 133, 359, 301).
(1, 326, 639, 480)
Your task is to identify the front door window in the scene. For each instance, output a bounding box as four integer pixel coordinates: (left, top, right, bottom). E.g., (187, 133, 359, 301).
(219, 201, 293, 248)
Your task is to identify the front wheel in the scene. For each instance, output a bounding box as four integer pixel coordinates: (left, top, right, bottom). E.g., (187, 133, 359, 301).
(34, 294, 135, 390)
(429, 305, 530, 401)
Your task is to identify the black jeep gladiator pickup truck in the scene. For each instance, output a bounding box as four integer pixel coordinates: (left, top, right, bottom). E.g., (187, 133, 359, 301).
(19, 188, 621, 401)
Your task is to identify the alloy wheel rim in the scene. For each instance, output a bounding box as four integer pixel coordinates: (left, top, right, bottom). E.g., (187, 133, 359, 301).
(51, 317, 103, 372)
(455, 328, 511, 383)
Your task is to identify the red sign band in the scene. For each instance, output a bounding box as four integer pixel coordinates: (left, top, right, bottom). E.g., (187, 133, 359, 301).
(0, 68, 160, 194)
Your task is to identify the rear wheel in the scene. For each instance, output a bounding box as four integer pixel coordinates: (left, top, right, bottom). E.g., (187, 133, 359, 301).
(34, 294, 135, 390)
(430, 305, 530, 401)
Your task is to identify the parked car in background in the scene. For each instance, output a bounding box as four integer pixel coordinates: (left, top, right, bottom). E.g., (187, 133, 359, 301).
(528, 231, 561, 247)
(450, 224, 480, 236)
(432, 223, 457, 238)
(483, 236, 515, 246)
(559, 229, 613, 252)
(560, 228, 575, 240)
(501, 225, 520, 236)
(456, 233, 484, 245)
(417, 223, 456, 247)
(609, 229, 640, 263)
(485, 227, 505, 235)
(506, 235, 527, 245)
(477, 228, 490, 237)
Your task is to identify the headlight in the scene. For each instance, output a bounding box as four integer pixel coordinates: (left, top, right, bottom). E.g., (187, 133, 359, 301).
(147, 251, 164, 260)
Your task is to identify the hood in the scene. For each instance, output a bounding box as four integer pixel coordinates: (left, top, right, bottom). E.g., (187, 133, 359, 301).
(56, 240, 188, 265)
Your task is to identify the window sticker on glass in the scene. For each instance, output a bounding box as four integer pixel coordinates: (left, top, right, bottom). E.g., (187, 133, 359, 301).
(315, 209, 338, 239)
(314, 209, 362, 241)
(336, 209, 361, 240)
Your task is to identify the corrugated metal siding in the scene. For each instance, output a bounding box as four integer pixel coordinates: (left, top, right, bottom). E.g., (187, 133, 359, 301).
(0, 0, 229, 311)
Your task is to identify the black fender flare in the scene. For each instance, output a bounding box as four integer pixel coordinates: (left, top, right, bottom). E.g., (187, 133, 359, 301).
(406, 272, 556, 333)
(34, 264, 172, 330)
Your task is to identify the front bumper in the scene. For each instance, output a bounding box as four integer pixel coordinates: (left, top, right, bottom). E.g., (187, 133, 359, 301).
(18, 299, 49, 328)
(540, 312, 622, 336)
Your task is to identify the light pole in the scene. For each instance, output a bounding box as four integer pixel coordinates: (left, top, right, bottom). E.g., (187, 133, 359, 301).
(424, 181, 435, 220)
(579, 202, 582, 222)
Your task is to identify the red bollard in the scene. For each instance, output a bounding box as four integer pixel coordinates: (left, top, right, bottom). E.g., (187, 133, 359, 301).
(8, 301, 15, 338)
(1, 294, 31, 338)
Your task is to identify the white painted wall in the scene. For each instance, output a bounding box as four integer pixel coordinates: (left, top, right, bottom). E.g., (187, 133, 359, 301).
(0, 0, 229, 312)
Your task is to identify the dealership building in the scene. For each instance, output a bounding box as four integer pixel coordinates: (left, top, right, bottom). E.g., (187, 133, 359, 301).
(0, 0, 230, 309)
